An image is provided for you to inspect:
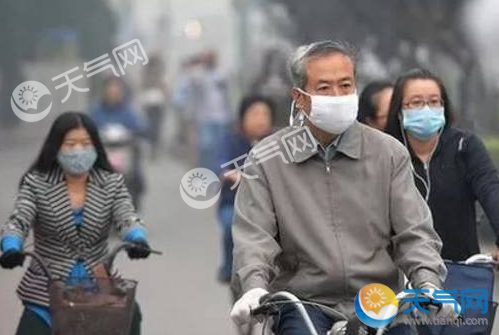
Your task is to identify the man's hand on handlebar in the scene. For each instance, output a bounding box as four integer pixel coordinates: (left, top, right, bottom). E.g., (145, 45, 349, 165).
(418, 282, 461, 320)
(396, 282, 461, 324)
(230, 288, 269, 326)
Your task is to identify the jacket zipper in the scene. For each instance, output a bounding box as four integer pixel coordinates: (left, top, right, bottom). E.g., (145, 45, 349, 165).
(424, 161, 431, 201)
(324, 157, 348, 294)
(413, 162, 430, 202)
(324, 160, 347, 296)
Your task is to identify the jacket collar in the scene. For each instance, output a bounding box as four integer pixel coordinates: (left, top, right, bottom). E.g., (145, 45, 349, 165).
(292, 121, 362, 163)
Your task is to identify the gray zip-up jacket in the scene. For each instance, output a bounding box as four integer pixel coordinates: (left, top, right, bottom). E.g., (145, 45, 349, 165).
(232, 122, 446, 315)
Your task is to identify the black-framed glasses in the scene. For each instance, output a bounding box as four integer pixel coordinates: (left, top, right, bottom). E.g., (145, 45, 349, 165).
(403, 97, 444, 109)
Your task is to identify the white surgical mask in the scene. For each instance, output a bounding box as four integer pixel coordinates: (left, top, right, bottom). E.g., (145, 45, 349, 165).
(296, 88, 358, 134)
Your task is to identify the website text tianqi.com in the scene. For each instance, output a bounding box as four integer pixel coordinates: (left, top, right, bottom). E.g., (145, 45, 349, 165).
(404, 317, 488, 327)
(354, 284, 492, 330)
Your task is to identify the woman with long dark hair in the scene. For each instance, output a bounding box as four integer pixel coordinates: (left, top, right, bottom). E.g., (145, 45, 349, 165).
(385, 68, 499, 261)
(0, 111, 151, 335)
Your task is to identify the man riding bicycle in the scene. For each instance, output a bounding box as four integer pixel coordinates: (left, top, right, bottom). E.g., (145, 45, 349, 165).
(230, 40, 459, 335)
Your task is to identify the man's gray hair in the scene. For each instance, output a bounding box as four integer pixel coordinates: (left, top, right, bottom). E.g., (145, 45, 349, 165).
(288, 40, 357, 89)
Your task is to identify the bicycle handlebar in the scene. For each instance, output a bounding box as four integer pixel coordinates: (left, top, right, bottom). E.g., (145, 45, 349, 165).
(250, 289, 457, 335)
(250, 291, 320, 335)
(462, 253, 499, 266)
(250, 293, 278, 316)
(21, 242, 162, 281)
(104, 242, 162, 273)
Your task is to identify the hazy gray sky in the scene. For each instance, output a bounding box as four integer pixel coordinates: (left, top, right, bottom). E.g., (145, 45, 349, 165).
(131, 0, 237, 75)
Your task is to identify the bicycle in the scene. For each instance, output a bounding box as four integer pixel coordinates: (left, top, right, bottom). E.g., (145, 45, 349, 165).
(250, 254, 499, 335)
(22, 242, 162, 335)
(250, 289, 451, 335)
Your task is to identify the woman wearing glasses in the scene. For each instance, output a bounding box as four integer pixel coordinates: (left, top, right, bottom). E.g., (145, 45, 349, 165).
(386, 68, 499, 262)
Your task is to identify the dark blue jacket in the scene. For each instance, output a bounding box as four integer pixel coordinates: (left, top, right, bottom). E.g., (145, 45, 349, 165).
(91, 101, 145, 135)
(411, 127, 499, 261)
(218, 131, 253, 207)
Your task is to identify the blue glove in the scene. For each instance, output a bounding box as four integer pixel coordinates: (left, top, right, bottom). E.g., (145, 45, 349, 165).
(0, 235, 25, 269)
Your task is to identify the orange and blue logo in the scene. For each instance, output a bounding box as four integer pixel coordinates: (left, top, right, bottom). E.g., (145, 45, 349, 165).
(354, 283, 399, 328)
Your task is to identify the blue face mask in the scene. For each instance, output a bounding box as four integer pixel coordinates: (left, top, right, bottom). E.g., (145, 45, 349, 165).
(57, 147, 97, 175)
(402, 106, 446, 141)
